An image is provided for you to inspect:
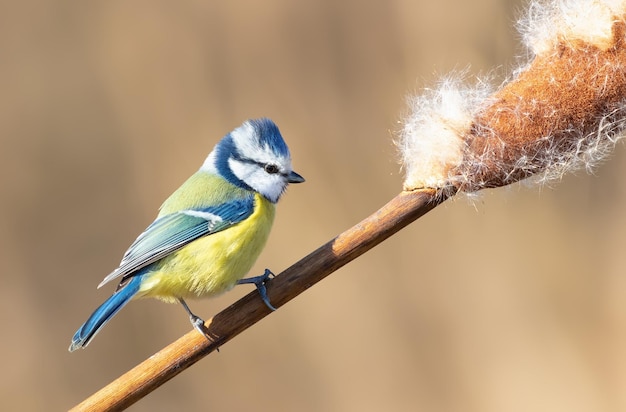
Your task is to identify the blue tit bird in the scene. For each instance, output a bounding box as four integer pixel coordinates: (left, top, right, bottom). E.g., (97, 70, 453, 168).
(69, 118, 304, 352)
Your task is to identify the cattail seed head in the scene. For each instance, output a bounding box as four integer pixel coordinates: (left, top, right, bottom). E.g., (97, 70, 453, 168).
(399, 0, 626, 193)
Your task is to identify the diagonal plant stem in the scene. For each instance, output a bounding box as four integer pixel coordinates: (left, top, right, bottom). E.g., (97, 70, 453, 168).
(70, 187, 450, 412)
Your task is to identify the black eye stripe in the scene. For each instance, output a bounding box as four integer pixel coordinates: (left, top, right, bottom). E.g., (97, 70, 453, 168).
(231, 152, 262, 167)
(231, 153, 285, 176)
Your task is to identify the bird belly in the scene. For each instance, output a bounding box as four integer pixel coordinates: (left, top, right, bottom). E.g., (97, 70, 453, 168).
(138, 195, 275, 302)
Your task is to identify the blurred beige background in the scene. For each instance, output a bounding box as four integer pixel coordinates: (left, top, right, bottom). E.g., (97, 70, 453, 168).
(2, 0, 626, 411)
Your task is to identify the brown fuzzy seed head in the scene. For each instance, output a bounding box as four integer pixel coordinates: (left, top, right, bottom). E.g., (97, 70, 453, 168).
(454, 21, 626, 191)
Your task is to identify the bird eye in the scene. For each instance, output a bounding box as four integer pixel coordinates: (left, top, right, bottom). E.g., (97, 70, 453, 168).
(264, 164, 280, 174)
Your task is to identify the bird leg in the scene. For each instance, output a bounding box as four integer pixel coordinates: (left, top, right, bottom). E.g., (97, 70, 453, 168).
(178, 298, 207, 336)
(237, 269, 277, 311)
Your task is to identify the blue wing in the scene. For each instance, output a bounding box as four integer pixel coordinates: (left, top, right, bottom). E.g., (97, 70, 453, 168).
(98, 195, 255, 288)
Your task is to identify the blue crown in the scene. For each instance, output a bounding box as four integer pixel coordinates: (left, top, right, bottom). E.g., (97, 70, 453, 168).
(246, 118, 290, 158)
(212, 118, 290, 191)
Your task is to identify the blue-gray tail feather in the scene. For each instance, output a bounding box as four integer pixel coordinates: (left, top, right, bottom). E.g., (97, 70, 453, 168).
(69, 276, 142, 352)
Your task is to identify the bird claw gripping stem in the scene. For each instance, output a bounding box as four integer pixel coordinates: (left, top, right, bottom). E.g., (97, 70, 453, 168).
(237, 269, 277, 311)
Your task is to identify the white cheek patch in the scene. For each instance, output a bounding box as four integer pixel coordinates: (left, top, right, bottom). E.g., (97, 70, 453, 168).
(255, 173, 286, 203)
(228, 158, 257, 182)
(229, 158, 286, 203)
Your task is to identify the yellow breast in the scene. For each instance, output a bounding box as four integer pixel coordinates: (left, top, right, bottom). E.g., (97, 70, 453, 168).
(138, 193, 275, 302)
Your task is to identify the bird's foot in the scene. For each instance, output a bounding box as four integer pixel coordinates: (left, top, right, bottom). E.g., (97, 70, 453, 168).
(189, 313, 206, 336)
(237, 269, 277, 311)
(178, 298, 208, 336)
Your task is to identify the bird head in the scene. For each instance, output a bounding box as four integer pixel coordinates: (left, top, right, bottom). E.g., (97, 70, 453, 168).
(203, 118, 305, 203)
